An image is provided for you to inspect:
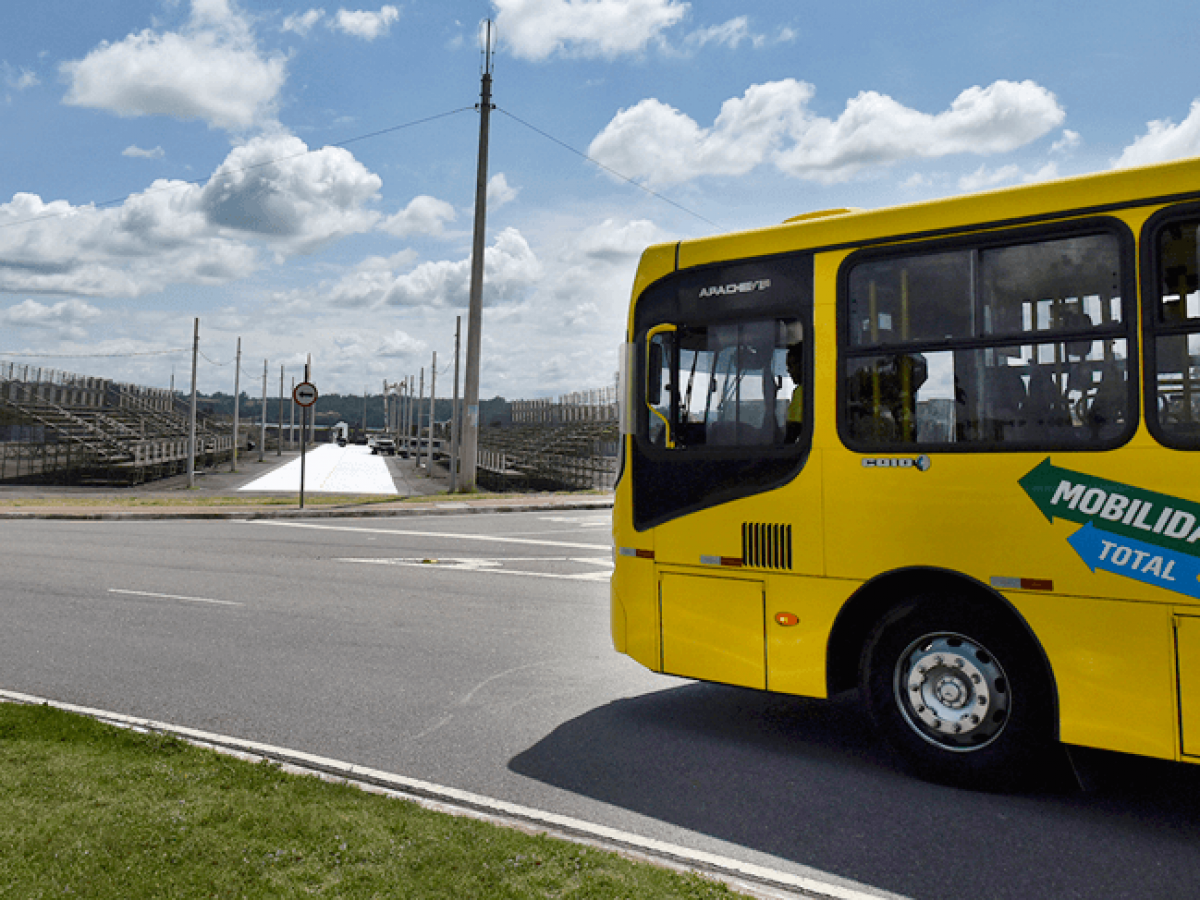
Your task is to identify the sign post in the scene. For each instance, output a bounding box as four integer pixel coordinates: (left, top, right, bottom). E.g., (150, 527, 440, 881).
(293, 380, 318, 509)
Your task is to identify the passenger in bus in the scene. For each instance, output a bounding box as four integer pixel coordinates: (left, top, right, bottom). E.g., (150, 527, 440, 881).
(786, 343, 804, 442)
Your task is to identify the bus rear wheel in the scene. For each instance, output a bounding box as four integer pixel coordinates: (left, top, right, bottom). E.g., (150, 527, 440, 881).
(860, 596, 1053, 790)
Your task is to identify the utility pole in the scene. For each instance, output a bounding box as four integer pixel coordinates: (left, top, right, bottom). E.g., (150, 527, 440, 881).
(416, 367, 425, 471)
(451, 316, 462, 491)
(428, 351, 437, 474)
(259, 359, 267, 463)
(187, 318, 198, 488)
(230, 336, 241, 473)
(460, 18, 495, 492)
(300, 362, 309, 508)
(278, 365, 285, 456)
(382, 379, 389, 438)
(407, 375, 415, 449)
(308, 355, 315, 445)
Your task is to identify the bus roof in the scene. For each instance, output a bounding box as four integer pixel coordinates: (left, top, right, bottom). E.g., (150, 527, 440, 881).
(665, 155, 1200, 273)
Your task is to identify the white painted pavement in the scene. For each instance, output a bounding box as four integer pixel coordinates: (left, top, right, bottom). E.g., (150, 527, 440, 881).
(238, 444, 398, 495)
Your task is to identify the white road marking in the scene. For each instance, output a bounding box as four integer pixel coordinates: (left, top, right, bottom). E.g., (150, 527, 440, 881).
(107, 589, 241, 607)
(0, 689, 902, 900)
(537, 517, 610, 530)
(249, 519, 609, 551)
(338, 557, 612, 582)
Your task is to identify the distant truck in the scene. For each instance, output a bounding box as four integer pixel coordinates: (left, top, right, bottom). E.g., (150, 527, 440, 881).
(370, 436, 396, 456)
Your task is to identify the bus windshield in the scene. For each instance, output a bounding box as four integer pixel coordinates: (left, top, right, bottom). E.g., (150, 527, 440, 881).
(648, 318, 803, 449)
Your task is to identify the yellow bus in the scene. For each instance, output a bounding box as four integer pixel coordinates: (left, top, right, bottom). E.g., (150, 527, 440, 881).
(611, 155, 1200, 788)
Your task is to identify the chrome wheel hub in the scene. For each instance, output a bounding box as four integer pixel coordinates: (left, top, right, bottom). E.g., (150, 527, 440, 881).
(894, 633, 1010, 752)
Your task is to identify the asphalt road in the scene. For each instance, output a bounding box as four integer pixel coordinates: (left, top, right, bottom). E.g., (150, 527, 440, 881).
(4, 511, 1200, 900)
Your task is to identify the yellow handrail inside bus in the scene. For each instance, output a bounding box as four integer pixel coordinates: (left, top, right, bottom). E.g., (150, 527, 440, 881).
(646, 323, 677, 449)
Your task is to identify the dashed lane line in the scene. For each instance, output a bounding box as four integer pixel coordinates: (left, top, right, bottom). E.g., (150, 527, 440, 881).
(107, 588, 242, 607)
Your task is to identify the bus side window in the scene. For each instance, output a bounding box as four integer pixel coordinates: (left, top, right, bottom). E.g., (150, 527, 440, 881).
(842, 228, 1132, 450)
(1149, 216, 1200, 447)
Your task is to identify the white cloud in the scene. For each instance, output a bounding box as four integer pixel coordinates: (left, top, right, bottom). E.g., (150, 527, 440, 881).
(283, 8, 326, 35)
(957, 164, 1024, 192)
(382, 228, 542, 308)
(380, 195, 457, 239)
(487, 173, 519, 208)
(958, 161, 1061, 192)
(680, 16, 790, 52)
(333, 6, 400, 40)
(1051, 129, 1081, 155)
(122, 145, 165, 159)
(0, 135, 382, 297)
(199, 134, 382, 252)
(573, 216, 660, 261)
(0, 298, 102, 340)
(589, 80, 813, 185)
(493, 0, 689, 61)
(0, 190, 258, 297)
(275, 227, 543, 312)
(61, 0, 287, 131)
(589, 79, 1066, 186)
(684, 16, 753, 50)
(4, 64, 39, 91)
(1113, 100, 1200, 169)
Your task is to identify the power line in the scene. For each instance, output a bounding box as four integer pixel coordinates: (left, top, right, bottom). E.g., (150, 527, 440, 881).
(495, 106, 722, 229)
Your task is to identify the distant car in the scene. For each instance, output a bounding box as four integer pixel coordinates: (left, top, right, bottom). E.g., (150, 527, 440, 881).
(371, 438, 397, 455)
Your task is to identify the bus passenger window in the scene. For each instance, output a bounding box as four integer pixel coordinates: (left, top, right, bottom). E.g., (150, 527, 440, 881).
(842, 227, 1133, 450)
(1150, 217, 1200, 447)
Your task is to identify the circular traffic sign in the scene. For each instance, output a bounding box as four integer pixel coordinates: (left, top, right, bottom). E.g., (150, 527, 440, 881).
(293, 381, 318, 407)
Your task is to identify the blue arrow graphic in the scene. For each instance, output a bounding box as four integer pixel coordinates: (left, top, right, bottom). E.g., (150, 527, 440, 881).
(1067, 522, 1200, 600)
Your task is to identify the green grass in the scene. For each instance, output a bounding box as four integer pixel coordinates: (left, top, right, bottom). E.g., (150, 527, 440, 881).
(0, 703, 739, 899)
(0, 489, 608, 510)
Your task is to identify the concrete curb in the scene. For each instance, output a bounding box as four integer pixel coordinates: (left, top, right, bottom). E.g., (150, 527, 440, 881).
(0, 496, 614, 521)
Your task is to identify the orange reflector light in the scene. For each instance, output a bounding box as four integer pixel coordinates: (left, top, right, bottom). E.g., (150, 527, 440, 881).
(775, 612, 800, 627)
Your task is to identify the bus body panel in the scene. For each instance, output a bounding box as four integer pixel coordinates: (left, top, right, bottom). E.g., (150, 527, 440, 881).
(1177, 615, 1200, 757)
(820, 445, 1200, 608)
(652, 450, 826, 576)
(765, 573, 852, 697)
(610, 455, 660, 671)
(660, 571, 766, 688)
(1013, 594, 1177, 760)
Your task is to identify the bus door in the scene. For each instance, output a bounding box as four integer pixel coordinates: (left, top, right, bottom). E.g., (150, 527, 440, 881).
(630, 254, 816, 686)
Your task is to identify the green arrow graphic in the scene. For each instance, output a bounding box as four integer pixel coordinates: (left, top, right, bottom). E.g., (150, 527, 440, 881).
(1019, 457, 1200, 559)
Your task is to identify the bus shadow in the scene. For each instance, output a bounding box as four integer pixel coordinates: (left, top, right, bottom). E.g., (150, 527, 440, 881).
(508, 683, 1200, 900)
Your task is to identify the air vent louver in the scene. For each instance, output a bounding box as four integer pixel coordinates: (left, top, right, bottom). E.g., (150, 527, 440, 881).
(742, 522, 793, 570)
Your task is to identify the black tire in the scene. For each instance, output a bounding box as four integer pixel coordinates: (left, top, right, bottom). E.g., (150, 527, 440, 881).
(860, 594, 1055, 790)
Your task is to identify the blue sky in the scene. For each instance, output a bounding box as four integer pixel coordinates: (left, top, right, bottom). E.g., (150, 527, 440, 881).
(2, 0, 1198, 398)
